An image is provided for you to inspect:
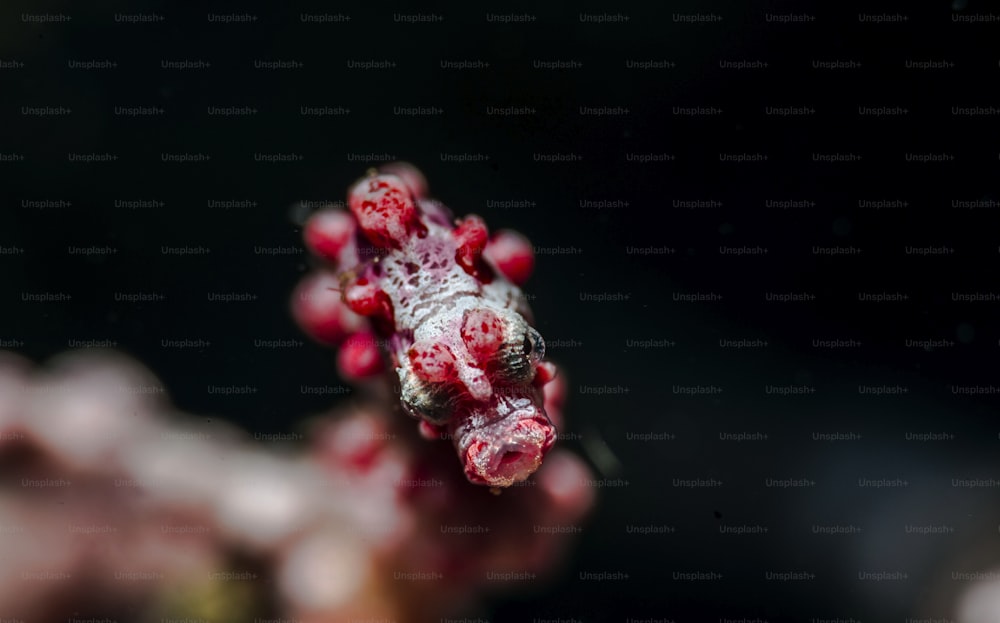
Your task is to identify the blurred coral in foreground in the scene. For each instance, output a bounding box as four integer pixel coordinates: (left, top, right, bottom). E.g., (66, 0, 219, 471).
(0, 350, 593, 622)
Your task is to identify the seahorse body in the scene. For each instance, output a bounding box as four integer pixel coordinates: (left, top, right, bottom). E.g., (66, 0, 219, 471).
(327, 166, 557, 488)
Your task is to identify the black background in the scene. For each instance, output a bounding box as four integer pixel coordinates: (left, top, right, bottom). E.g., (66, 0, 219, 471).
(2, 0, 1000, 621)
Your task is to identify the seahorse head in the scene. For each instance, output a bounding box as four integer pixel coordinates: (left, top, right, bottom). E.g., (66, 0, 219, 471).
(397, 305, 556, 487)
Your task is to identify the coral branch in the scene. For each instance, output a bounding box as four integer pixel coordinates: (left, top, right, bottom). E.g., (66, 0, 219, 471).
(0, 351, 593, 622)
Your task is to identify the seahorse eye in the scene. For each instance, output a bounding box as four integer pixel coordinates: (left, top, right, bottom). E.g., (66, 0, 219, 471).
(399, 373, 457, 424)
(399, 396, 425, 420)
(524, 327, 544, 364)
(491, 325, 544, 384)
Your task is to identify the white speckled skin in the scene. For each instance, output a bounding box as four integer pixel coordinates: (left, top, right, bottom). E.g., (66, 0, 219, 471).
(378, 217, 530, 398)
(346, 199, 555, 486)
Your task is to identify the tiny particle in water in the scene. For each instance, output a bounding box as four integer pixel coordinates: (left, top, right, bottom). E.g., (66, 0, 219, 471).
(956, 323, 974, 343)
